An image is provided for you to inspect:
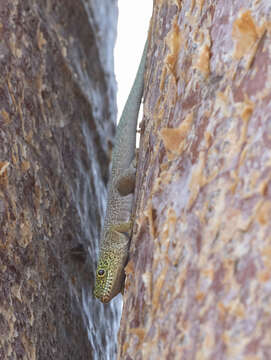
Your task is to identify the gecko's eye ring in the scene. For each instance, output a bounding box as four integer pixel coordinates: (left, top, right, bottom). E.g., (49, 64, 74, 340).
(98, 269, 105, 277)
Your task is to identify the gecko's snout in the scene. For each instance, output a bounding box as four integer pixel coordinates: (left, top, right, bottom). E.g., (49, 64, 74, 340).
(101, 295, 110, 303)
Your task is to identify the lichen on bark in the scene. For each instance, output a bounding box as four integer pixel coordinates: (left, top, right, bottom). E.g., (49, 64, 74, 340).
(0, 0, 118, 359)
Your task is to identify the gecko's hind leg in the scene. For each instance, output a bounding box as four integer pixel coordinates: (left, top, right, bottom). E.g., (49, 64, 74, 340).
(116, 156, 138, 196)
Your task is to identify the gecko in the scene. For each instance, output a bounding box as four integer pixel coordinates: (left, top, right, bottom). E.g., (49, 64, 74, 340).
(94, 39, 148, 303)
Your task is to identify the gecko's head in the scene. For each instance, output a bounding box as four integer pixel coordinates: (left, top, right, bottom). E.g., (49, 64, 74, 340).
(94, 249, 127, 303)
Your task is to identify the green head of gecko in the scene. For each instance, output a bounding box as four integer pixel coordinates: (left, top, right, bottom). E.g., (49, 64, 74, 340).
(94, 250, 126, 303)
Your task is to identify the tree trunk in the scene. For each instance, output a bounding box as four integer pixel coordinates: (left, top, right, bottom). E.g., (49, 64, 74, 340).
(118, 1, 271, 359)
(0, 1, 119, 359)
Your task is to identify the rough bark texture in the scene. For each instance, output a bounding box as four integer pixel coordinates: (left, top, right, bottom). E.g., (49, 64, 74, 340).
(118, 1, 271, 359)
(0, 1, 117, 359)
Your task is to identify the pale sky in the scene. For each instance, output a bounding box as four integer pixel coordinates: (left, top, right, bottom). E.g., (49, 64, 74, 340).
(115, 0, 152, 119)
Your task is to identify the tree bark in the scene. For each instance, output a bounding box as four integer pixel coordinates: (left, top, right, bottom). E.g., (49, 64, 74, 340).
(118, 1, 271, 359)
(0, 1, 117, 359)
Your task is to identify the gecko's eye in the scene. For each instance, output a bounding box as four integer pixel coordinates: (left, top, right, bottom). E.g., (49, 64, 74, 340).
(97, 269, 105, 277)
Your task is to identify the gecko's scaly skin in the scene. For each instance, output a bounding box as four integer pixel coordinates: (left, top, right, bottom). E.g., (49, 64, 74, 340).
(94, 40, 148, 303)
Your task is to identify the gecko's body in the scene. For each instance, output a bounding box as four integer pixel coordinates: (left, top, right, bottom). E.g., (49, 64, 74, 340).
(94, 40, 148, 303)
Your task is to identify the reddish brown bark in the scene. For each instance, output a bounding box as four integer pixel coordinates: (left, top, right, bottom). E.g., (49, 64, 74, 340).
(118, 1, 271, 359)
